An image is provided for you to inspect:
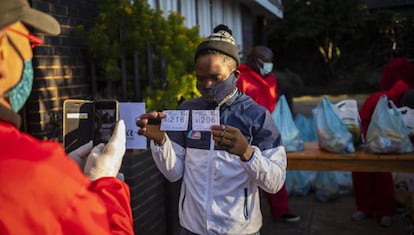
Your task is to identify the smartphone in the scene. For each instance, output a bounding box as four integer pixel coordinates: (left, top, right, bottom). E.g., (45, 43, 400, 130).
(63, 99, 94, 153)
(93, 99, 119, 145)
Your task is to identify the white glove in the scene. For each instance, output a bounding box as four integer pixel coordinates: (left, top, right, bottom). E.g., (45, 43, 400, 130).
(84, 120, 126, 181)
(67, 141, 93, 170)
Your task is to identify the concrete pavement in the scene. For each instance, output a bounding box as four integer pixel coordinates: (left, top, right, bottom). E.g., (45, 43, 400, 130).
(260, 193, 408, 235)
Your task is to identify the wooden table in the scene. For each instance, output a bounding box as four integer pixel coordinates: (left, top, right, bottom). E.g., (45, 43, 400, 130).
(287, 142, 414, 172)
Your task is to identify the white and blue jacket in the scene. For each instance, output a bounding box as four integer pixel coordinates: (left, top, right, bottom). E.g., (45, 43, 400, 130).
(150, 90, 286, 235)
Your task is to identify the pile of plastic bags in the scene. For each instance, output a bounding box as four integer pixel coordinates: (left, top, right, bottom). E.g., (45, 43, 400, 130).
(276, 95, 414, 202)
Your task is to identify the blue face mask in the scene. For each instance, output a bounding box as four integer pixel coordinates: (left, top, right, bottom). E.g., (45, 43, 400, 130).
(197, 72, 237, 105)
(263, 62, 273, 74)
(7, 60, 34, 112)
(258, 62, 273, 77)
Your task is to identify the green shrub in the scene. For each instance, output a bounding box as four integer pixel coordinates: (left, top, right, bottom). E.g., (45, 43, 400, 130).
(78, 0, 202, 110)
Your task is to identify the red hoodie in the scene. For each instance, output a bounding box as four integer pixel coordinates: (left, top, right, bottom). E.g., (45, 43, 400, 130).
(237, 64, 278, 112)
(380, 57, 414, 91)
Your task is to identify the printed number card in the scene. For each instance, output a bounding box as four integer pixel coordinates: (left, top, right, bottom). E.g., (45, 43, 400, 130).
(192, 110, 220, 131)
(161, 110, 189, 131)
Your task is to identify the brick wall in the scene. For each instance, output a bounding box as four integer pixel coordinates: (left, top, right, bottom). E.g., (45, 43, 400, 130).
(24, 0, 97, 140)
(122, 150, 173, 235)
(22, 1, 174, 234)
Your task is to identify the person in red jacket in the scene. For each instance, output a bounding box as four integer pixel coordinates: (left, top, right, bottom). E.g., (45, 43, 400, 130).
(379, 48, 414, 91)
(0, 0, 134, 234)
(237, 45, 300, 223)
(352, 75, 414, 227)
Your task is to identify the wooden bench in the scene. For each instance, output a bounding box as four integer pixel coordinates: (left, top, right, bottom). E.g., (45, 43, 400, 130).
(287, 142, 414, 172)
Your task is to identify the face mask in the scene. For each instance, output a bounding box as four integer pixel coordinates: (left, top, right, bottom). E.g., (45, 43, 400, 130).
(263, 62, 273, 74)
(7, 60, 34, 112)
(259, 62, 273, 77)
(197, 72, 237, 105)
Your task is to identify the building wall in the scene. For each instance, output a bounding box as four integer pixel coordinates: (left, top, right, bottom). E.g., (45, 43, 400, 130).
(24, 1, 170, 235)
(147, 0, 244, 51)
(147, 0, 282, 62)
(25, 0, 96, 141)
(122, 150, 170, 235)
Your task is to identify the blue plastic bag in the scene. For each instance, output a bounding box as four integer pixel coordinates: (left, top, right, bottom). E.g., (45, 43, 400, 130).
(313, 171, 339, 202)
(312, 96, 355, 153)
(366, 95, 414, 153)
(294, 113, 318, 142)
(272, 95, 304, 152)
(286, 170, 316, 196)
(333, 171, 353, 196)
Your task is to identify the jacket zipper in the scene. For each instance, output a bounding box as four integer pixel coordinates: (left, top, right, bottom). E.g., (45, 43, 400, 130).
(181, 184, 186, 211)
(244, 188, 249, 220)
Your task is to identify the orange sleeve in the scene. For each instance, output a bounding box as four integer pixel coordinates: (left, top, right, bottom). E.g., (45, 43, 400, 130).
(0, 126, 134, 235)
(59, 178, 134, 235)
(89, 178, 134, 235)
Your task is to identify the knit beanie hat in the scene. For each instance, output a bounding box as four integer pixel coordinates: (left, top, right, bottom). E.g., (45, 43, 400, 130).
(195, 24, 240, 65)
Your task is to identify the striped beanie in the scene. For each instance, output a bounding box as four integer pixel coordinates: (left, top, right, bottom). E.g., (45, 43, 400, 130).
(195, 24, 240, 65)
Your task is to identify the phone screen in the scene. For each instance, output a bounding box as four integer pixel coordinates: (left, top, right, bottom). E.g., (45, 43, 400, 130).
(63, 100, 94, 153)
(93, 100, 119, 145)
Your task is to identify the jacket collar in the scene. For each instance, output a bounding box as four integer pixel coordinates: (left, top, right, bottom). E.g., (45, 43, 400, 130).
(220, 89, 244, 108)
(0, 104, 21, 128)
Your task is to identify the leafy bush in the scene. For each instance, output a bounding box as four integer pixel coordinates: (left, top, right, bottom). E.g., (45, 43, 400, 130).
(77, 0, 202, 110)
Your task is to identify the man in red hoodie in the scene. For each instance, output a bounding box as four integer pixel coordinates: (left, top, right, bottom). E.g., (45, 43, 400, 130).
(237, 45, 300, 223)
(352, 61, 414, 227)
(379, 48, 414, 91)
(0, 0, 134, 234)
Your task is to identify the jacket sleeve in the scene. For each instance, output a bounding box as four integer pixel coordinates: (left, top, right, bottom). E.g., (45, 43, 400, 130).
(89, 178, 134, 235)
(61, 177, 134, 235)
(242, 145, 287, 194)
(240, 110, 287, 194)
(359, 92, 382, 137)
(360, 80, 410, 136)
(149, 135, 186, 182)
